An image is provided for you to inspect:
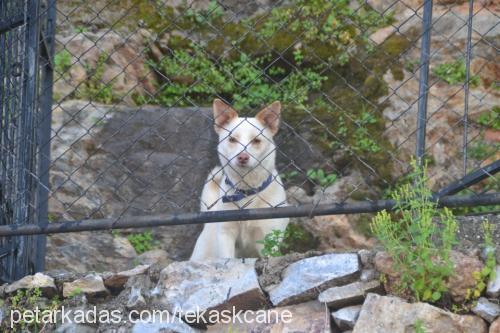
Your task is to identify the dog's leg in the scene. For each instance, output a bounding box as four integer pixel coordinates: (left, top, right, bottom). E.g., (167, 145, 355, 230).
(190, 225, 215, 260)
(216, 222, 238, 258)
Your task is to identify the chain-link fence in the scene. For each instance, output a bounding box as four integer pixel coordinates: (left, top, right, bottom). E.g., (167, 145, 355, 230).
(0, 0, 499, 281)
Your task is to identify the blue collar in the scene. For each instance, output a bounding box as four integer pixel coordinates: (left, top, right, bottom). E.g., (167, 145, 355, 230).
(222, 174, 274, 203)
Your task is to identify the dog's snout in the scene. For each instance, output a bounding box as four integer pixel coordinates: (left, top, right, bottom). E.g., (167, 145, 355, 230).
(237, 153, 250, 165)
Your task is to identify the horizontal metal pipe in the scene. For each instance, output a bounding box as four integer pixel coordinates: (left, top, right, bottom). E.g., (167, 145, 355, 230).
(0, 193, 499, 237)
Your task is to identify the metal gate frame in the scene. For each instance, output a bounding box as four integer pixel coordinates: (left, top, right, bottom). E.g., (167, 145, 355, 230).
(0, 0, 55, 282)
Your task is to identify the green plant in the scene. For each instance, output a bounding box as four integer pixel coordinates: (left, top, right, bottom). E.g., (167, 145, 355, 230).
(414, 319, 426, 333)
(353, 110, 381, 153)
(257, 224, 308, 257)
(468, 140, 499, 161)
(465, 221, 496, 302)
(5, 287, 60, 332)
(405, 59, 420, 73)
(148, 48, 326, 111)
(127, 230, 158, 254)
(68, 287, 83, 298)
(476, 106, 500, 130)
(280, 170, 299, 183)
(370, 162, 458, 302)
(306, 169, 338, 187)
(432, 59, 480, 86)
(54, 49, 72, 74)
(75, 52, 117, 104)
(74, 26, 89, 33)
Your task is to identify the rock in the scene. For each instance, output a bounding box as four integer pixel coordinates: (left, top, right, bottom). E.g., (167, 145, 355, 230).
(154, 258, 266, 325)
(207, 301, 331, 333)
(131, 314, 201, 333)
(256, 251, 324, 291)
(360, 269, 379, 282)
(133, 250, 171, 267)
(448, 250, 484, 302)
(104, 265, 149, 292)
(358, 249, 375, 266)
(47, 231, 137, 273)
(370, 26, 396, 45)
(126, 286, 147, 311)
(267, 253, 360, 306)
(490, 318, 500, 333)
(318, 280, 382, 309)
(124, 274, 154, 312)
(53, 29, 156, 104)
(63, 274, 109, 300)
(312, 171, 376, 205)
(332, 305, 362, 330)
(5, 273, 57, 297)
(353, 293, 488, 333)
(56, 323, 97, 333)
(301, 215, 375, 251)
(286, 186, 313, 205)
(472, 298, 500, 323)
(374, 250, 398, 274)
(375, 250, 485, 302)
(48, 102, 218, 261)
(487, 266, 500, 298)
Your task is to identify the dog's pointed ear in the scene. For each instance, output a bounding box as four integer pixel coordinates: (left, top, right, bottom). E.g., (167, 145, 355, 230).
(213, 99, 238, 134)
(256, 101, 281, 136)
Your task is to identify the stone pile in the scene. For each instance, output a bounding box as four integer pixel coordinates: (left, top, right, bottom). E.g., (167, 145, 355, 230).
(1, 249, 498, 333)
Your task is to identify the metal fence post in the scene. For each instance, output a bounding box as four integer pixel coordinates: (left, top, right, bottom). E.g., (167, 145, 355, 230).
(35, 0, 56, 273)
(415, 0, 433, 166)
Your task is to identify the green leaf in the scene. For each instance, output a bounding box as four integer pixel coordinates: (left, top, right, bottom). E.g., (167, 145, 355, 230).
(431, 291, 441, 302)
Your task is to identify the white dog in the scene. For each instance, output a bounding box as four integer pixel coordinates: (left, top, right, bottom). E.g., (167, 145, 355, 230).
(190, 99, 289, 260)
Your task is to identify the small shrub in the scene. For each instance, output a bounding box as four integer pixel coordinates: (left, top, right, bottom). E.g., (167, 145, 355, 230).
(371, 162, 458, 302)
(280, 170, 299, 183)
(54, 49, 72, 74)
(476, 106, 500, 130)
(468, 140, 499, 161)
(127, 230, 158, 254)
(465, 221, 496, 302)
(306, 169, 338, 187)
(75, 52, 118, 104)
(4, 287, 60, 332)
(257, 224, 309, 257)
(432, 59, 480, 86)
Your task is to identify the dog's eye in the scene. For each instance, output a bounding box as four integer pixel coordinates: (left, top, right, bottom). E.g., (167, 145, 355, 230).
(252, 138, 261, 144)
(228, 137, 237, 143)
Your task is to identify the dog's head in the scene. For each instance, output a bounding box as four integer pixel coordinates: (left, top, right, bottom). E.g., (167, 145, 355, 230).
(213, 99, 281, 173)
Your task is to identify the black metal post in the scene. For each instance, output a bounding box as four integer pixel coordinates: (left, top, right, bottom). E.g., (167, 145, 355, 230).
(14, 0, 40, 280)
(415, 0, 433, 166)
(462, 0, 474, 175)
(35, 0, 56, 273)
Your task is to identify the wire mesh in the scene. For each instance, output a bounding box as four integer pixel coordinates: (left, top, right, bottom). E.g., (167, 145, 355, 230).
(0, 0, 499, 280)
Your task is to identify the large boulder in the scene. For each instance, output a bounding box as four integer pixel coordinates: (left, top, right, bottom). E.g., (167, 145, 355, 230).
(154, 258, 266, 325)
(267, 253, 361, 306)
(207, 301, 331, 333)
(353, 293, 488, 333)
(46, 231, 137, 273)
(48, 101, 218, 262)
(5, 273, 57, 298)
(63, 274, 109, 300)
